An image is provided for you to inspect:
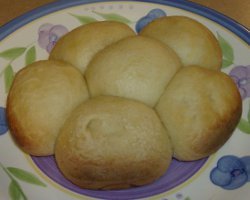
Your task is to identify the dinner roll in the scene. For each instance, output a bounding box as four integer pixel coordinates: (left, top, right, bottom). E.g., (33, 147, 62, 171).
(49, 21, 135, 74)
(140, 16, 222, 70)
(55, 96, 172, 189)
(85, 36, 181, 107)
(155, 66, 242, 161)
(7, 60, 89, 156)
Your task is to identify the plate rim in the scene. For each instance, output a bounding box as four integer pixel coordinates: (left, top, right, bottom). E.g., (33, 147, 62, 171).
(0, 0, 249, 44)
(0, 0, 249, 199)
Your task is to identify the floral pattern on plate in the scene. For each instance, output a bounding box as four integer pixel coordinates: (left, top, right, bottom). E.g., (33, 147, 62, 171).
(38, 24, 68, 53)
(229, 65, 250, 100)
(210, 155, 250, 189)
(0, 162, 46, 200)
(0, 107, 8, 135)
(135, 8, 167, 33)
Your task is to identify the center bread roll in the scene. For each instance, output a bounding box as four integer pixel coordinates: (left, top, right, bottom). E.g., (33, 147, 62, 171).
(85, 36, 182, 107)
(55, 96, 172, 190)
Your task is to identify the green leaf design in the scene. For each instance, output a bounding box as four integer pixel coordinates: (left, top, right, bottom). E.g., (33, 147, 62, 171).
(185, 197, 191, 200)
(247, 107, 250, 123)
(9, 180, 24, 200)
(0, 47, 26, 60)
(237, 118, 250, 134)
(7, 167, 46, 187)
(4, 64, 14, 93)
(70, 13, 97, 24)
(25, 46, 36, 65)
(222, 58, 233, 68)
(217, 33, 234, 68)
(93, 11, 131, 23)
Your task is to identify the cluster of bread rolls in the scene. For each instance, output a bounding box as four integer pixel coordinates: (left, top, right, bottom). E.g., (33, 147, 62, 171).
(7, 16, 242, 189)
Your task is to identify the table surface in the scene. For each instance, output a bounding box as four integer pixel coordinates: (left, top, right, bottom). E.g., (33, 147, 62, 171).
(0, 0, 249, 29)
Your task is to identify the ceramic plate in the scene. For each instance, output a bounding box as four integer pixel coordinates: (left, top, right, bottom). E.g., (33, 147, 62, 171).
(0, 0, 249, 200)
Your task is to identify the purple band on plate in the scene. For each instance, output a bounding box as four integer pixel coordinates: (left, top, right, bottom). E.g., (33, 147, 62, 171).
(31, 156, 207, 199)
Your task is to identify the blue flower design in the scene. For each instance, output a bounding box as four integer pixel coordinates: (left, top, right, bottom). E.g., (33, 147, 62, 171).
(0, 107, 9, 135)
(135, 8, 166, 33)
(210, 155, 250, 189)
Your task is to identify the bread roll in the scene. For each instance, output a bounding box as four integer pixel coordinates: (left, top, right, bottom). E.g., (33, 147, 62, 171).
(7, 60, 89, 156)
(155, 66, 242, 161)
(49, 21, 135, 74)
(85, 36, 181, 107)
(140, 16, 222, 70)
(55, 96, 172, 189)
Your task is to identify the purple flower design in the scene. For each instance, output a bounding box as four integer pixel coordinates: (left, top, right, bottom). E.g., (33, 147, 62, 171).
(38, 23, 68, 53)
(229, 65, 250, 99)
(210, 155, 250, 190)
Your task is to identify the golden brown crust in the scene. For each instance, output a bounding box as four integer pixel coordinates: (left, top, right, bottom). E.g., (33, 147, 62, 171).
(7, 60, 89, 156)
(85, 35, 182, 107)
(140, 16, 222, 70)
(55, 96, 172, 189)
(49, 21, 135, 74)
(155, 66, 242, 161)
